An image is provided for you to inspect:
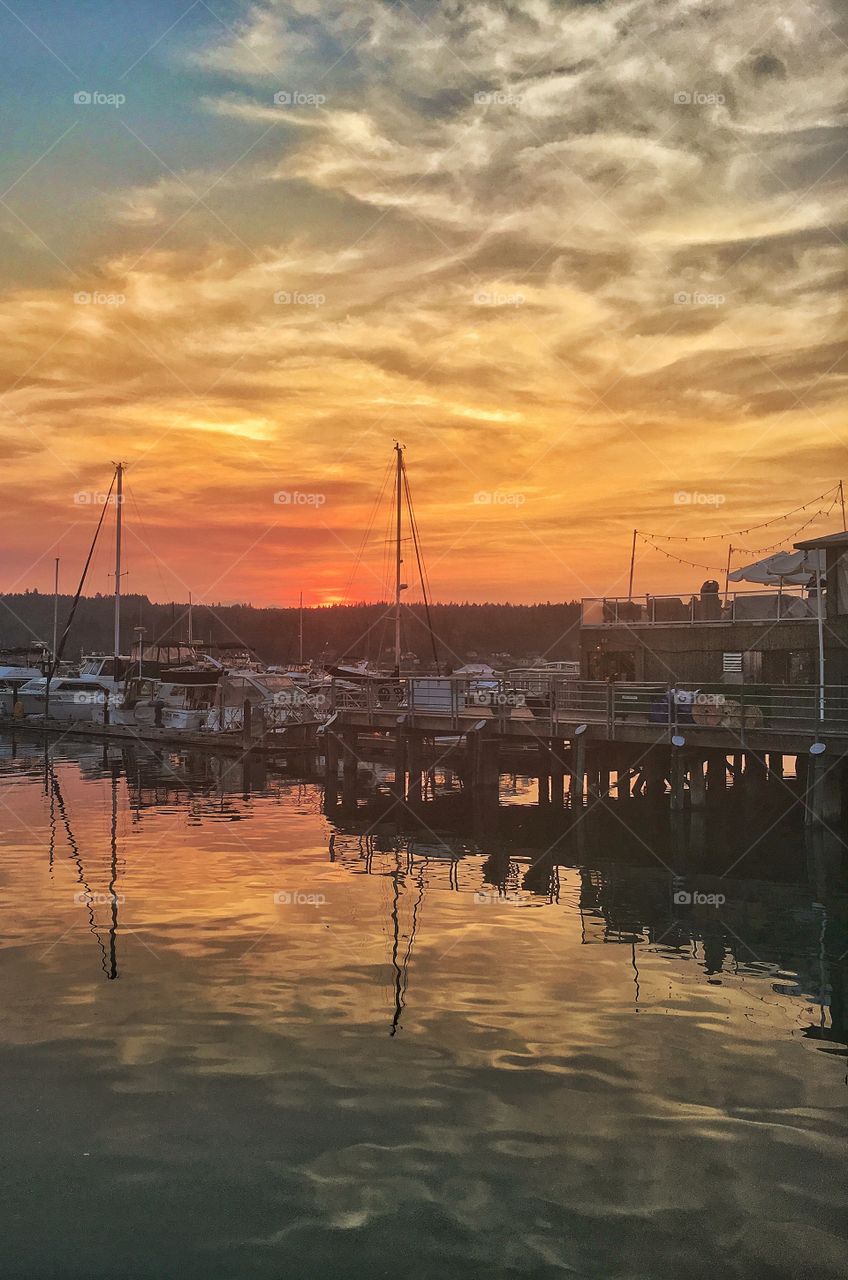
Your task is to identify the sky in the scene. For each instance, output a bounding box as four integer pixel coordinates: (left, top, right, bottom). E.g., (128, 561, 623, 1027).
(1, 0, 846, 608)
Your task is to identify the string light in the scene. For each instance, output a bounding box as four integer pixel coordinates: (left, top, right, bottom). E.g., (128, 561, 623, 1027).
(638, 536, 727, 574)
(637, 491, 841, 577)
(641, 484, 841, 542)
(735, 497, 839, 556)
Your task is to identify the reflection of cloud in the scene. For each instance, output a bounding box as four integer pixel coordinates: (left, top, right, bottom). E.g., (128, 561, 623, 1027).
(1, 0, 846, 601)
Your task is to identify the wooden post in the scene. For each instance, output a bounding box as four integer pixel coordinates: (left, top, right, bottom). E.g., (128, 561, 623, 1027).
(341, 726, 358, 809)
(393, 722, 407, 798)
(569, 735, 586, 808)
(744, 752, 767, 788)
(808, 753, 843, 826)
(469, 729, 499, 828)
(324, 728, 340, 808)
(550, 739, 565, 808)
(768, 752, 784, 782)
(242, 699, 252, 747)
(706, 753, 726, 794)
(688, 755, 706, 810)
(538, 741, 551, 807)
(406, 731, 423, 805)
(670, 747, 685, 811)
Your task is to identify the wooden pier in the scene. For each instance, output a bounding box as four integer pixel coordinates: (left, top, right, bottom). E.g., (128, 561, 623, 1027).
(323, 676, 848, 830)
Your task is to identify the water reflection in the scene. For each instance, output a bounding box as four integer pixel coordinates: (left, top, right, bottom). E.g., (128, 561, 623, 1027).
(0, 734, 845, 1278)
(3, 736, 846, 1059)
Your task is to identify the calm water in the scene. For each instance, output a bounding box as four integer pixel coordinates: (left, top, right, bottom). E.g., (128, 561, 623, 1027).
(0, 737, 846, 1280)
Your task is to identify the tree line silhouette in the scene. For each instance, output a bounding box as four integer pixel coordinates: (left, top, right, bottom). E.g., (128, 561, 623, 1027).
(1, 592, 580, 668)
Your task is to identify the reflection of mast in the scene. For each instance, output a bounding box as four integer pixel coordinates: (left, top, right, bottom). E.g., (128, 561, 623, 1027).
(45, 750, 56, 877)
(47, 758, 120, 979)
(389, 848, 425, 1037)
(106, 765, 119, 980)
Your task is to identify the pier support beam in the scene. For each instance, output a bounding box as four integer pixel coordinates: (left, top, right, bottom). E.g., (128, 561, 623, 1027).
(549, 739, 566, 808)
(568, 735, 586, 808)
(807, 753, 844, 827)
(744, 752, 767, 789)
(670, 748, 685, 812)
(537, 742, 551, 807)
(706, 753, 726, 796)
(341, 727, 358, 809)
(323, 729, 340, 809)
(392, 721, 407, 800)
(768, 753, 784, 783)
(688, 755, 706, 811)
(469, 730, 500, 829)
(406, 731, 424, 807)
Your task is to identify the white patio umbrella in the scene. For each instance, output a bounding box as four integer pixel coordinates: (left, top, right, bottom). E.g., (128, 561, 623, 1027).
(728, 548, 824, 585)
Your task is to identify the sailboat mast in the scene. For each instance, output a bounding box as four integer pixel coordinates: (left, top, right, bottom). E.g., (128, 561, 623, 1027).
(299, 590, 304, 665)
(113, 462, 123, 681)
(394, 443, 403, 674)
(188, 591, 193, 647)
(51, 557, 60, 666)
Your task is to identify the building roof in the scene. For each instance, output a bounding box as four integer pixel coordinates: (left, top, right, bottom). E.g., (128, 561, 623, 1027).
(795, 531, 848, 550)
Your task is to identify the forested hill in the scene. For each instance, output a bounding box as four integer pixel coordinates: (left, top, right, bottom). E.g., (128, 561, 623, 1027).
(0, 593, 581, 667)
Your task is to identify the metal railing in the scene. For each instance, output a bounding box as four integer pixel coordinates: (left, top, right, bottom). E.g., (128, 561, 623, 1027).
(327, 675, 848, 739)
(581, 590, 817, 627)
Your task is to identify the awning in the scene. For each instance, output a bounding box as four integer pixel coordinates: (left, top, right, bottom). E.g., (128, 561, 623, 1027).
(728, 548, 824, 586)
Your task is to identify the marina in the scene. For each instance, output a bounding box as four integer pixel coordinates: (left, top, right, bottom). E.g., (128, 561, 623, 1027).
(3, 3, 847, 1274)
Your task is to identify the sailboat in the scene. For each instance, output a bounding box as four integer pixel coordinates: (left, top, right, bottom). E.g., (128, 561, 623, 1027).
(327, 444, 440, 691)
(17, 463, 132, 721)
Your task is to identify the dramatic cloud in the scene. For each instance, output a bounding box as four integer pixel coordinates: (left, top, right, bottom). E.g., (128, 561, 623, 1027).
(0, 0, 846, 604)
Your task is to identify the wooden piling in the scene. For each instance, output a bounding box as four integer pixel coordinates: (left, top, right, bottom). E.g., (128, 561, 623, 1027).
(393, 722, 407, 798)
(341, 726, 358, 809)
(538, 741, 551, 807)
(688, 755, 706, 810)
(406, 731, 424, 805)
(569, 735, 586, 808)
(706, 753, 726, 795)
(670, 748, 685, 811)
(549, 739, 566, 808)
(324, 728, 340, 808)
(807, 753, 844, 827)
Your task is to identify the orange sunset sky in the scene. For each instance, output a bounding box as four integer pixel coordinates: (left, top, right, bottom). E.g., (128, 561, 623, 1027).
(2, 0, 846, 607)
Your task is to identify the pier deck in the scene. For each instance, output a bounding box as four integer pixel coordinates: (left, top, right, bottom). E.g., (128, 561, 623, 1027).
(325, 677, 848, 827)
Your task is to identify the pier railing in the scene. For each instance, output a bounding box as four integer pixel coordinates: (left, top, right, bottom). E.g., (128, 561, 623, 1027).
(581, 590, 816, 627)
(329, 676, 848, 739)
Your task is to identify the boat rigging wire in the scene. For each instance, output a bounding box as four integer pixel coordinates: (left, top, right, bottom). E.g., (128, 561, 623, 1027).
(46, 470, 117, 711)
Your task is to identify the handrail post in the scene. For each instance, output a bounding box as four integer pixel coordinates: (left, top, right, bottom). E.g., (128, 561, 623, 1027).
(607, 680, 614, 740)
